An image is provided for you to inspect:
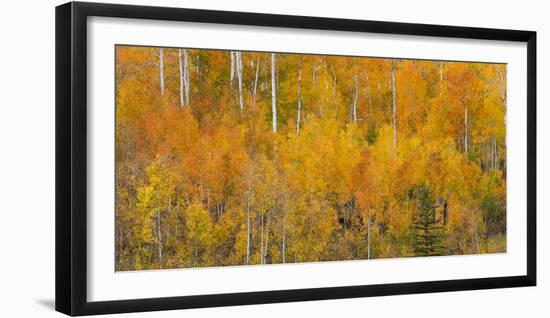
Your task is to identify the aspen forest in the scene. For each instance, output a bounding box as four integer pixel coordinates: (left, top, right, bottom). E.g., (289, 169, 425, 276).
(115, 45, 507, 271)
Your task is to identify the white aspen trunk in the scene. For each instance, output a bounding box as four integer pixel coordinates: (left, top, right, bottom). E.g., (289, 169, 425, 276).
(488, 141, 491, 169)
(481, 142, 489, 167)
(157, 210, 163, 268)
(464, 106, 468, 155)
(489, 138, 495, 169)
(391, 60, 397, 147)
(312, 63, 317, 84)
(331, 65, 337, 110)
(322, 62, 330, 116)
(195, 54, 199, 74)
(367, 209, 371, 260)
(353, 75, 358, 123)
(439, 61, 444, 95)
(489, 139, 493, 169)
(492, 137, 497, 169)
(282, 212, 286, 263)
(498, 68, 507, 130)
(365, 75, 372, 114)
(253, 57, 260, 108)
(178, 49, 184, 107)
(271, 53, 277, 133)
(498, 68, 507, 108)
(159, 48, 165, 96)
(495, 138, 499, 169)
(388, 100, 391, 123)
(475, 222, 480, 254)
(296, 66, 302, 134)
(184, 49, 190, 107)
(494, 138, 497, 169)
(230, 51, 235, 83)
(246, 191, 251, 265)
(167, 198, 172, 244)
(264, 217, 270, 263)
(260, 214, 264, 264)
(502, 79, 507, 108)
(118, 226, 123, 266)
(175, 203, 180, 239)
(237, 52, 244, 110)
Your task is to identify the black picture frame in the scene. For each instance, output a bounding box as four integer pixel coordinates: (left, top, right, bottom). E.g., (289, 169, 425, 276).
(55, 1, 536, 316)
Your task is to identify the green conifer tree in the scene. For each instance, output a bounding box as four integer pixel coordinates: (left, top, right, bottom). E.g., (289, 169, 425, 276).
(411, 184, 446, 256)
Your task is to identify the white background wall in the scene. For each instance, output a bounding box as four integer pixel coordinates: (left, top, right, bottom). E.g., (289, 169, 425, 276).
(0, 0, 546, 316)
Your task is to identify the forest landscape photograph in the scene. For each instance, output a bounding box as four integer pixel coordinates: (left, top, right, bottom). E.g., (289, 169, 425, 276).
(115, 45, 507, 271)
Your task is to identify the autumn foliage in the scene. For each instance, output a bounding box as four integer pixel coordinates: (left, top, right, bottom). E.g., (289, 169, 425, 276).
(115, 46, 506, 271)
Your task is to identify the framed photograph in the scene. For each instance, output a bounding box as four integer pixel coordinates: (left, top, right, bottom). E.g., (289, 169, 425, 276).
(55, 1, 536, 316)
